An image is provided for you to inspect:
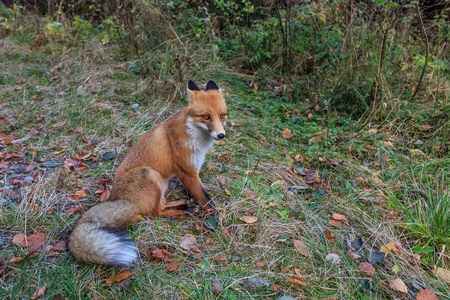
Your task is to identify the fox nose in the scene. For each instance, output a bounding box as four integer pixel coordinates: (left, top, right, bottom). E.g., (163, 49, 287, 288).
(217, 133, 225, 139)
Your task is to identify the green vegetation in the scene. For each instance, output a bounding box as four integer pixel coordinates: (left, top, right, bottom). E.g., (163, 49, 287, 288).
(0, 1, 449, 299)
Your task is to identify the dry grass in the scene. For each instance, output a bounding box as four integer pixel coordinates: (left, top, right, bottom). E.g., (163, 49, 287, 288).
(1, 36, 449, 300)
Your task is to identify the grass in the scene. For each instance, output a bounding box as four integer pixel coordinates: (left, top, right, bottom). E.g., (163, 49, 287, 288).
(1, 3, 450, 300)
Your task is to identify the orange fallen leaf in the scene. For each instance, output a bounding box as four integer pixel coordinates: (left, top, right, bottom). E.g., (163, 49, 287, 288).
(331, 213, 349, 224)
(329, 219, 342, 228)
(282, 128, 294, 139)
(151, 249, 172, 262)
(287, 276, 306, 286)
(270, 283, 281, 291)
(100, 188, 111, 202)
(324, 230, 335, 244)
(106, 270, 133, 285)
(387, 210, 399, 218)
(379, 240, 397, 256)
(256, 261, 266, 268)
(166, 262, 182, 273)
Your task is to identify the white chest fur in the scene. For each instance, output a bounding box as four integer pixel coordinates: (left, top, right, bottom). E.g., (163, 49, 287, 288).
(186, 118, 215, 172)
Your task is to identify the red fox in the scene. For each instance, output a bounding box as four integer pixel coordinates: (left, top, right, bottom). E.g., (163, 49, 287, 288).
(68, 80, 227, 266)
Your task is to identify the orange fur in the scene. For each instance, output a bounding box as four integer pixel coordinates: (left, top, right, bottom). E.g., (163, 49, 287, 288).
(68, 80, 227, 266)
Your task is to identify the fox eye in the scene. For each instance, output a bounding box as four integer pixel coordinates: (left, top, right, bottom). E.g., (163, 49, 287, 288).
(220, 114, 226, 119)
(202, 115, 210, 120)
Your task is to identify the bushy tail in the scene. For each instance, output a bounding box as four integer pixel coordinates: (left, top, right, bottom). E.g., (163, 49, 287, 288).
(68, 200, 138, 266)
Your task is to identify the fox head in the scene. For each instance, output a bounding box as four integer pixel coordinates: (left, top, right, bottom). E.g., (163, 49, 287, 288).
(186, 80, 227, 140)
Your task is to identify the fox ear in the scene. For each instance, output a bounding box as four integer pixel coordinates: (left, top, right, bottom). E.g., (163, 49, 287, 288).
(187, 80, 200, 91)
(206, 80, 219, 91)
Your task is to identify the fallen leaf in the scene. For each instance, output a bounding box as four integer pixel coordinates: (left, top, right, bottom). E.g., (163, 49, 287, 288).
(294, 268, 302, 277)
(389, 278, 408, 293)
(0, 117, 8, 125)
(418, 124, 433, 131)
(106, 270, 133, 285)
(415, 289, 438, 300)
(5, 151, 23, 159)
(75, 126, 86, 133)
(331, 213, 349, 224)
(407, 254, 420, 265)
(166, 262, 182, 273)
(281, 128, 294, 139)
(12, 233, 27, 247)
(52, 121, 65, 128)
(64, 206, 83, 217)
(287, 276, 307, 286)
(435, 267, 450, 284)
(256, 261, 266, 268)
(179, 234, 197, 250)
(308, 135, 323, 145)
(26, 232, 46, 250)
(100, 188, 110, 202)
(329, 219, 342, 228)
(387, 210, 399, 218)
(293, 239, 309, 256)
(239, 216, 258, 224)
(79, 135, 89, 143)
(379, 240, 397, 256)
(359, 262, 375, 275)
(270, 283, 281, 291)
(10, 257, 23, 263)
(212, 254, 227, 261)
(324, 230, 335, 244)
(392, 244, 402, 255)
(30, 285, 46, 299)
(151, 249, 172, 262)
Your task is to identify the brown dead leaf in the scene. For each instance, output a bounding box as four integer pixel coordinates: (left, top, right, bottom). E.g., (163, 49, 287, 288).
(359, 262, 375, 275)
(329, 219, 342, 228)
(106, 270, 133, 285)
(283, 149, 294, 163)
(5, 151, 23, 159)
(256, 261, 266, 268)
(387, 210, 399, 218)
(79, 135, 89, 143)
(293, 239, 309, 256)
(151, 249, 172, 262)
(64, 206, 83, 217)
(212, 254, 227, 261)
(287, 276, 307, 286)
(99, 188, 111, 202)
(324, 230, 335, 244)
(331, 213, 349, 224)
(270, 284, 281, 291)
(30, 285, 46, 299)
(389, 278, 408, 293)
(179, 234, 197, 250)
(308, 135, 323, 145)
(0, 117, 8, 125)
(392, 244, 402, 255)
(166, 262, 182, 273)
(294, 153, 306, 162)
(415, 289, 438, 300)
(10, 257, 23, 263)
(26, 232, 46, 250)
(281, 128, 294, 139)
(12, 233, 27, 247)
(239, 216, 258, 224)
